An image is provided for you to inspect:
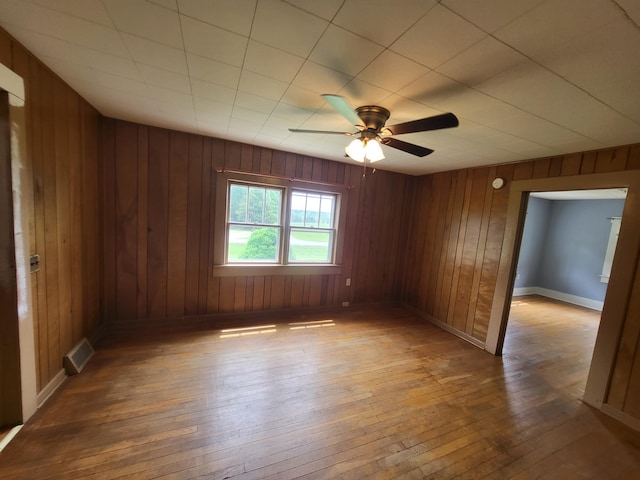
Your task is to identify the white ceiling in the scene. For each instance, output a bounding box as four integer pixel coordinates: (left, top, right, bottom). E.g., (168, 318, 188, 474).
(1, 0, 639, 176)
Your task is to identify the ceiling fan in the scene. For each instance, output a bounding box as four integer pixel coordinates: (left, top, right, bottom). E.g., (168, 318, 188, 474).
(289, 94, 459, 163)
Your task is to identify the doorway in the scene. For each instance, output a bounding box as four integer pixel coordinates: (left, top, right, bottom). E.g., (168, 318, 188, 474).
(0, 63, 37, 428)
(485, 170, 640, 411)
(503, 188, 627, 399)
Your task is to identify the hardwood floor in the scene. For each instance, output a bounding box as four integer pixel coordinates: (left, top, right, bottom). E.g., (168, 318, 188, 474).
(1, 297, 639, 479)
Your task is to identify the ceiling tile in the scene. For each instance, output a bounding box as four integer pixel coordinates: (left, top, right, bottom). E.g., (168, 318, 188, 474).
(398, 71, 466, 106)
(381, 95, 443, 124)
(298, 111, 352, 131)
(283, 0, 343, 20)
(436, 36, 528, 86)
(186, 53, 241, 88)
(194, 97, 233, 121)
(103, 0, 183, 48)
(488, 112, 588, 148)
(191, 78, 236, 104)
(137, 64, 191, 93)
(32, 0, 114, 27)
(256, 124, 289, 140)
(22, 31, 140, 79)
(533, 18, 640, 123)
(333, 0, 436, 46)
(149, 0, 178, 11)
(280, 85, 328, 111)
(181, 16, 248, 67)
(121, 33, 188, 75)
(231, 106, 269, 126)
(473, 61, 612, 126)
(270, 102, 315, 124)
(243, 40, 305, 83)
(454, 97, 531, 130)
(309, 24, 385, 76)
(251, 0, 328, 57)
(148, 86, 193, 107)
(197, 118, 230, 137)
(234, 91, 278, 114)
(292, 61, 352, 95)
(177, 0, 256, 35)
(44, 56, 151, 98)
(442, 0, 545, 33)
(338, 79, 392, 107)
(1, 0, 129, 57)
(391, 4, 486, 69)
(357, 50, 430, 92)
(238, 70, 289, 100)
(494, 0, 623, 59)
(156, 99, 195, 119)
(229, 116, 262, 135)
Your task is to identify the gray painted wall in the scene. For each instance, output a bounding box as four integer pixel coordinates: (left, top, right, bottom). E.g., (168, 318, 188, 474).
(516, 197, 625, 302)
(515, 197, 550, 289)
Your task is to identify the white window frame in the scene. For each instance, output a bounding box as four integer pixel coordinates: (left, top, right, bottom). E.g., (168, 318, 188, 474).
(213, 171, 346, 277)
(600, 217, 621, 283)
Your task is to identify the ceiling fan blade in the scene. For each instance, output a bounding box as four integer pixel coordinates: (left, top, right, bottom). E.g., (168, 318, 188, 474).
(289, 128, 354, 135)
(321, 94, 360, 125)
(386, 112, 458, 135)
(381, 137, 434, 157)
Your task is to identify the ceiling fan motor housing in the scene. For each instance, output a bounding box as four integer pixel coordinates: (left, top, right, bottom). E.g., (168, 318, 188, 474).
(355, 105, 390, 131)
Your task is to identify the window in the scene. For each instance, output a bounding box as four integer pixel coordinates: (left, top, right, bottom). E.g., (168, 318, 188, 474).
(214, 174, 345, 275)
(600, 217, 621, 283)
(288, 191, 336, 263)
(227, 183, 284, 263)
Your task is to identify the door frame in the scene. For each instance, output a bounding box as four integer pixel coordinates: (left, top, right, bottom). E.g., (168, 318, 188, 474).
(485, 170, 640, 409)
(0, 62, 37, 425)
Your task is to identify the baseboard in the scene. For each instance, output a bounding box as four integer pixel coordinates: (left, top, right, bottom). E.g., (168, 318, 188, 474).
(0, 425, 23, 453)
(105, 302, 400, 333)
(513, 287, 537, 296)
(36, 368, 67, 408)
(402, 304, 485, 350)
(601, 404, 640, 433)
(512, 286, 603, 311)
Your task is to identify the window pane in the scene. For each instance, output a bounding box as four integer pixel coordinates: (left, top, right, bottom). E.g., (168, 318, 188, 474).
(288, 229, 332, 263)
(319, 196, 334, 228)
(247, 187, 265, 223)
(229, 184, 247, 222)
(228, 225, 280, 262)
(304, 194, 320, 227)
(264, 188, 282, 225)
(290, 192, 306, 227)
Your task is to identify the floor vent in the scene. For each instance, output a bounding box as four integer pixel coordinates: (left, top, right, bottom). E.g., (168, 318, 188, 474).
(64, 338, 94, 375)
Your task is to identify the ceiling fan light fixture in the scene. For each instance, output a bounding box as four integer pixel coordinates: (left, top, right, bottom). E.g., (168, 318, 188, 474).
(365, 138, 385, 162)
(345, 138, 366, 162)
(345, 137, 385, 163)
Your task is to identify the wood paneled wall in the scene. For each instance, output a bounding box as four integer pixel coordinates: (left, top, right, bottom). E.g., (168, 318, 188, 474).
(100, 119, 408, 324)
(401, 144, 640, 419)
(0, 29, 102, 393)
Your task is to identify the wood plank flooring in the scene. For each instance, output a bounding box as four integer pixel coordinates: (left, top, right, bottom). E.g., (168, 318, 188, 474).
(1, 296, 639, 479)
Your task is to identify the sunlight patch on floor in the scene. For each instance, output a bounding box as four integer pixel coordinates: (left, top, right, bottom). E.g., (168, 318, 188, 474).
(219, 325, 277, 338)
(289, 319, 336, 330)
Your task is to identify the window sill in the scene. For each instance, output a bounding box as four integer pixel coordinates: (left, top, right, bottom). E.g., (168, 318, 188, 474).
(213, 264, 342, 277)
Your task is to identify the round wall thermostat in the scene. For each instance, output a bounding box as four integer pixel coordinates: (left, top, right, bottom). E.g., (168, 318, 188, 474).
(492, 177, 505, 189)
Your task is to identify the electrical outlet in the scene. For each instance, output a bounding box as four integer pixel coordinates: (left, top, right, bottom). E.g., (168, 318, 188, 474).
(346, 278, 351, 286)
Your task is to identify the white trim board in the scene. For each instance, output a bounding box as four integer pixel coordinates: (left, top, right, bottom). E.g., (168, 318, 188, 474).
(36, 368, 66, 408)
(0, 425, 23, 453)
(513, 287, 603, 311)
